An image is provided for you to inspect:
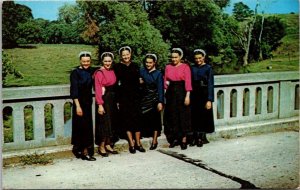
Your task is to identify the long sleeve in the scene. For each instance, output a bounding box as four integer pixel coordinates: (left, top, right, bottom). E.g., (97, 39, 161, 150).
(164, 64, 192, 91)
(70, 70, 79, 99)
(183, 65, 192, 91)
(164, 67, 168, 90)
(156, 71, 165, 103)
(207, 67, 214, 102)
(94, 70, 104, 105)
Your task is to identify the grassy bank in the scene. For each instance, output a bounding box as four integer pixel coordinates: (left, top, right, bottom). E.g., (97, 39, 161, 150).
(4, 44, 98, 87)
(246, 14, 299, 73)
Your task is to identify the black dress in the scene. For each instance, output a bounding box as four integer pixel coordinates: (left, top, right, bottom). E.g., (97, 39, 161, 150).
(70, 66, 95, 155)
(114, 62, 141, 134)
(94, 77, 120, 145)
(164, 81, 192, 143)
(191, 63, 215, 134)
(139, 68, 164, 137)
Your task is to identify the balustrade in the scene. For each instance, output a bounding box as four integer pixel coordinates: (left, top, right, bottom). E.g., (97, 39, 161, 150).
(2, 71, 299, 151)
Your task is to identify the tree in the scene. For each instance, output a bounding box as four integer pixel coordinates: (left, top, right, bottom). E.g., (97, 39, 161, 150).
(2, 1, 33, 48)
(58, 3, 81, 24)
(213, 0, 230, 9)
(16, 21, 43, 44)
(232, 2, 254, 22)
(231, 1, 258, 66)
(78, 1, 170, 66)
(250, 15, 285, 60)
(146, 0, 228, 61)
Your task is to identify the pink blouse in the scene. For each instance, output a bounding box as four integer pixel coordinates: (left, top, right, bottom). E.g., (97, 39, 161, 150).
(94, 68, 117, 105)
(164, 63, 192, 91)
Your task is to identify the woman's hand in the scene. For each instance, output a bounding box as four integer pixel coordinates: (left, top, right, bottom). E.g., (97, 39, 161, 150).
(139, 78, 144, 84)
(157, 103, 163, 112)
(76, 106, 83, 116)
(98, 105, 105, 115)
(184, 97, 190, 106)
(184, 91, 190, 106)
(205, 101, 212, 110)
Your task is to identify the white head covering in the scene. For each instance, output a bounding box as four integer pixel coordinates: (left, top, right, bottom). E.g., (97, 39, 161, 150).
(171, 48, 184, 59)
(194, 49, 206, 56)
(145, 53, 157, 62)
(101, 52, 114, 60)
(118, 46, 132, 55)
(78, 51, 92, 58)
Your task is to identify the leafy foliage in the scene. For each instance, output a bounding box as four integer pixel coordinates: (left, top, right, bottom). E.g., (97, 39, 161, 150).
(2, 52, 24, 87)
(2, 1, 33, 48)
(2, 0, 295, 74)
(78, 1, 170, 66)
(250, 15, 286, 60)
(232, 2, 254, 22)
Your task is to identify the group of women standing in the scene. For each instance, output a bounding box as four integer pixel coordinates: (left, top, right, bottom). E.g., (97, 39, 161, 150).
(70, 46, 215, 161)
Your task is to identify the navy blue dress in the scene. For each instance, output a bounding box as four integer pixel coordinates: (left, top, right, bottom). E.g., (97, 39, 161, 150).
(139, 68, 164, 137)
(191, 63, 215, 134)
(70, 66, 95, 154)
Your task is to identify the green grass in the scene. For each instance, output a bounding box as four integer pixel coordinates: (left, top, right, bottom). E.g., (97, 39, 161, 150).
(19, 152, 53, 165)
(247, 13, 299, 73)
(4, 44, 98, 87)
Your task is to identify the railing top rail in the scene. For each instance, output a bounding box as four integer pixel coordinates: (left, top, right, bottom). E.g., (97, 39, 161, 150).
(3, 84, 70, 101)
(215, 71, 299, 85)
(2, 71, 299, 101)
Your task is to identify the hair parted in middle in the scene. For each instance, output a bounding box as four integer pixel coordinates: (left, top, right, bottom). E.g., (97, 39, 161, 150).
(171, 48, 184, 59)
(118, 46, 132, 55)
(193, 49, 206, 57)
(101, 52, 114, 60)
(145, 53, 158, 62)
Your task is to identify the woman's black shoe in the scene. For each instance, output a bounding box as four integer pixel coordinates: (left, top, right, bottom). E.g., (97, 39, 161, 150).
(201, 134, 210, 144)
(197, 140, 203, 147)
(202, 138, 210, 144)
(97, 149, 109, 157)
(129, 146, 136, 154)
(189, 139, 196, 147)
(72, 149, 81, 159)
(149, 143, 158, 150)
(106, 149, 118, 154)
(169, 140, 178, 148)
(135, 145, 146, 152)
(181, 142, 187, 150)
(81, 155, 96, 161)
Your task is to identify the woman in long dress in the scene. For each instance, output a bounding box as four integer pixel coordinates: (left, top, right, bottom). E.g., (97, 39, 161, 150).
(139, 53, 164, 150)
(163, 48, 192, 150)
(70, 51, 96, 161)
(114, 46, 145, 154)
(190, 49, 215, 147)
(94, 52, 119, 157)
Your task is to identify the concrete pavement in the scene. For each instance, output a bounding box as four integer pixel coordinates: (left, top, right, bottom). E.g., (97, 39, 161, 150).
(2, 129, 299, 189)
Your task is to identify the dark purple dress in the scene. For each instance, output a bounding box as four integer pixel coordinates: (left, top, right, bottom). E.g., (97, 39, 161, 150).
(70, 66, 95, 154)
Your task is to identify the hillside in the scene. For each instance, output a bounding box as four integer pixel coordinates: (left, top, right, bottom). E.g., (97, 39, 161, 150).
(247, 13, 299, 72)
(3, 44, 98, 87)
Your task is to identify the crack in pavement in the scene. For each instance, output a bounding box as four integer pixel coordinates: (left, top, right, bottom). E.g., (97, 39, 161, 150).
(157, 149, 260, 189)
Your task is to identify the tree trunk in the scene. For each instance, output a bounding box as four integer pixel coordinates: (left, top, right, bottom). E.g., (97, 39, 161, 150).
(243, 51, 249, 66)
(258, 14, 265, 61)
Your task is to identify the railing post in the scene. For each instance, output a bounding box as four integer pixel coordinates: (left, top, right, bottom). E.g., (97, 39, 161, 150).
(53, 101, 65, 139)
(33, 102, 46, 140)
(278, 81, 293, 118)
(12, 104, 25, 143)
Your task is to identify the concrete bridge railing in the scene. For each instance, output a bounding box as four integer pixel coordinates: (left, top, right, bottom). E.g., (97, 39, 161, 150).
(2, 71, 299, 151)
